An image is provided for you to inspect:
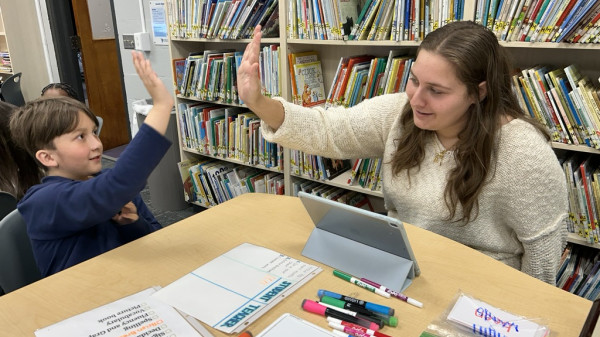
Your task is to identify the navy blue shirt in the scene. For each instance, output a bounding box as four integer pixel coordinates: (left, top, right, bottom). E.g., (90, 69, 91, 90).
(18, 124, 171, 277)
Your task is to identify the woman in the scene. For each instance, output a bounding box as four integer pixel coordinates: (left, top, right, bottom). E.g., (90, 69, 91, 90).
(237, 21, 567, 285)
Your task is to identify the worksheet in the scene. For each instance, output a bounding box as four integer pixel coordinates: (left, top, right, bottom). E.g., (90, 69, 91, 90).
(35, 287, 208, 337)
(152, 243, 322, 334)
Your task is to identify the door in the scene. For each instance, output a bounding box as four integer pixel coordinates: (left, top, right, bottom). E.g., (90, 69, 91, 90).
(71, 0, 129, 150)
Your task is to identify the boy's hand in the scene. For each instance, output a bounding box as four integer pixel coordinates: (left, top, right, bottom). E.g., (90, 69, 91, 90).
(132, 51, 174, 135)
(238, 25, 264, 109)
(112, 201, 139, 225)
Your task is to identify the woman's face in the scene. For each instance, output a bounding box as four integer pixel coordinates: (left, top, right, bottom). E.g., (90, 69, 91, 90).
(405, 50, 477, 142)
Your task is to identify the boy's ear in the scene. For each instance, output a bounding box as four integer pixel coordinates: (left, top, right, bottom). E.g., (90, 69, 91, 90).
(478, 81, 487, 101)
(36, 149, 58, 168)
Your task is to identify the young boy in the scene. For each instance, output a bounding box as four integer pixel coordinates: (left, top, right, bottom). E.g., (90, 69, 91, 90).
(9, 52, 175, 277)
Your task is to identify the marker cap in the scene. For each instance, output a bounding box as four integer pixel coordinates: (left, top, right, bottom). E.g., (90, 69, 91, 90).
(302, 299, 327, 316)
(318, 289, 342, 299)
(333, 270, 352, 281)
(408, 297, 423, 308)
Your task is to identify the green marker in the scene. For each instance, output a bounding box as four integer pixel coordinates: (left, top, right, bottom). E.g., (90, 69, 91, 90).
(333, 270, 390, 298)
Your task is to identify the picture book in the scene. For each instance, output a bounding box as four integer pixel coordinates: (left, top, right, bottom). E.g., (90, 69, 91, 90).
(177, 159, 199, 202)
(294, 60, 326, 107)
(172, 57, 186, 95)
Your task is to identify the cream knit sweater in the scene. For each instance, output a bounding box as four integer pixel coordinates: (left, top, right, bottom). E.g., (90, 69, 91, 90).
(262, 93, 568, 285)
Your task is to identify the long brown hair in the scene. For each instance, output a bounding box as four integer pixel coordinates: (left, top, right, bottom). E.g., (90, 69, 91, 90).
(0, 101, 43, 199)
(391, 21, 549, 223)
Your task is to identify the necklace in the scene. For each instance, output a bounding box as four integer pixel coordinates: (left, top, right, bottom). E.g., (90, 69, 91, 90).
(433, 149, 449, 165)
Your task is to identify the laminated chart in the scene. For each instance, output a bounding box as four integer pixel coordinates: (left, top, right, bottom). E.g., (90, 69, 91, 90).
(152, 243, 322, 334)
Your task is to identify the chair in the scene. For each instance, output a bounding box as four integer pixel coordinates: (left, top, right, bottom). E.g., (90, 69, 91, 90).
(0, 209, 42, 294)
(0, 72, 25, 107)
(96, 116, 103, 136)
(0, 191, 17, 221)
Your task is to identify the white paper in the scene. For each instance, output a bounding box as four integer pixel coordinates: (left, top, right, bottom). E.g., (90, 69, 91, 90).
(150, 1, 168, 45)
(447, 294, 549, 337)
(257, 313, 338, 337)
(35, 287, 205, 337)
(152, 243, 322, 334)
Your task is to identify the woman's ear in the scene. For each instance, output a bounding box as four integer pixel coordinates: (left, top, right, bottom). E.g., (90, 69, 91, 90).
(478, 81, 487, 101)
(36, 149, 58, 168)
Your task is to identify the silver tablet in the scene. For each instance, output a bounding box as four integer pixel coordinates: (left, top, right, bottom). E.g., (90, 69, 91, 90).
(299, 191, 420, 292)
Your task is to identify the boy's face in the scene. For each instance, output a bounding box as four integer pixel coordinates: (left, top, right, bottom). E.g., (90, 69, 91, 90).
(38, 110, 103, 180)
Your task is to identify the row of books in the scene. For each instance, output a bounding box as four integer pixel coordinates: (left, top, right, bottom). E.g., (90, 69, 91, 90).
(166, 0, 279, 39)
(513, 64, 600, 149)
(290, 149, 382, 190)
(563, 155, 600, 245)
(178, 158, 285, 207)
(477, 0, 600, 43)
(0, 51, 10, 73)
(178, 102, 284, 170)
(291, 178, 375, 211)
(325, 51, 413, 108)
(175, 46, 281, 105)
(288, 0, 466, 41)
(557, 243, 600, 300)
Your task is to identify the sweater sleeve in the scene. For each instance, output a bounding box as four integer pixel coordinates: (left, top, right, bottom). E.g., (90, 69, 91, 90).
(495, 121, 568, 285)
(260, 93, 408, 159)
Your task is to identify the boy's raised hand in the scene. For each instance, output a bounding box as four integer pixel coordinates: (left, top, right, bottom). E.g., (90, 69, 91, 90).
(132, 51, 174, 135)
(132, 51, 174, 111)
(237, 25, 264, 109)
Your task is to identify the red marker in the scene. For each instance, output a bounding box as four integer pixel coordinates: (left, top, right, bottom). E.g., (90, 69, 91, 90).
(328, 319, 393, 337)
(237, 331, 253, 337)
(301, 299, 380, 331)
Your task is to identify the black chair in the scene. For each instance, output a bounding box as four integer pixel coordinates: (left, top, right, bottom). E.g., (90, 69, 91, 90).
(0, 72, 25, 106)
(0, 209, 42, 294)
(0, 191, 17, 221)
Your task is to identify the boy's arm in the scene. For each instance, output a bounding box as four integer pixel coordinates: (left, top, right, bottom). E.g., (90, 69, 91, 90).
(237, 25, 285, 130)
(132, 51, 174, 135)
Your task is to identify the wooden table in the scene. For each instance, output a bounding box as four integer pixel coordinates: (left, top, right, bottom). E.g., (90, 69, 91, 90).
(0, 193, 590, 336)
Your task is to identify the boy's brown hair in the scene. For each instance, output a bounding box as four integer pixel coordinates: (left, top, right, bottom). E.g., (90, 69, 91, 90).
(9, 96, 98, 169)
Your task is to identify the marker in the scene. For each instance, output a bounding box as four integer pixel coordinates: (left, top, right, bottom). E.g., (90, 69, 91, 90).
(333, 270, 390, 298)
(360, 278, 423, 308)
(237, 332, 253, 337)
(331, 330, 355, 337)
(318, 290, 395, 316)
(301, 299, 380, 331)
(329, 321, 393, 337)
(316, 300, 385, 329)
(320, 295, 380, 317)
(329, 323, 371, 337)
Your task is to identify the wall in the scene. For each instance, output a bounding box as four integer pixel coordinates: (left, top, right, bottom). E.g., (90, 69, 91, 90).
(112, 0, 173, 137)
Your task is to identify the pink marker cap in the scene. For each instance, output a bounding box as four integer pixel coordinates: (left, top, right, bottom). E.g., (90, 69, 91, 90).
(302, 299, 327, 316)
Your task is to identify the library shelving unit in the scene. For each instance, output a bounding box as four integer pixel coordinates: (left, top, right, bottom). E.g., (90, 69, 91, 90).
(0, 8, 12, 77)
(165, 0, 600, 246)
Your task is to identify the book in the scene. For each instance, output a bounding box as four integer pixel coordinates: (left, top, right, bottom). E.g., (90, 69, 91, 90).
(172, 57, 187, 95)
(294, 60, 326, 106)
(177, 159, 199, 202)
(34, 288, 206, 337)
(322, 158, 352, 180)
(288, 51, 320, 104)
(152, 243, 322, 334)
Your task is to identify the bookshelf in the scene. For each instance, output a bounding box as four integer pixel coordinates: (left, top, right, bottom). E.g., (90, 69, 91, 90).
(0, 8, 12, 76)
(165, 0, 600, 238)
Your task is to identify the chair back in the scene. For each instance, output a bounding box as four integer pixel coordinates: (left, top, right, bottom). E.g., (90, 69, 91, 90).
(0, 209, 42, 293)
(0, 191, 16, 221)
(1, 72, 25, 106)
